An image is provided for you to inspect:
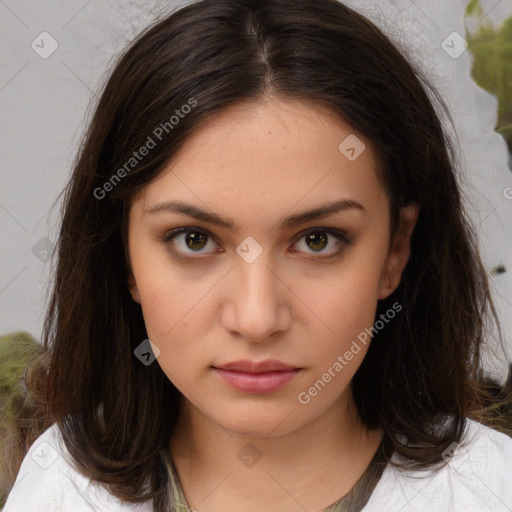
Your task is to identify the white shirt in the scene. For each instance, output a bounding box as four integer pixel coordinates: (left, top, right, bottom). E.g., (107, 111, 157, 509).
(4, 417, 512, 511)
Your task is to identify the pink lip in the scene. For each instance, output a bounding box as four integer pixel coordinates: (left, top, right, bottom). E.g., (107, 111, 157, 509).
(214, 359, 299, 373)
(212, 360, 302, 393)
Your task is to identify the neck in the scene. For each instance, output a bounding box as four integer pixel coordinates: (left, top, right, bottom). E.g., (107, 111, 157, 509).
(169, 387, 384, 512)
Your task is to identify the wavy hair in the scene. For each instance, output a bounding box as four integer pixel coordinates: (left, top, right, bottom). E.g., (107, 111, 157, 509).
(2, 0, 511, 508)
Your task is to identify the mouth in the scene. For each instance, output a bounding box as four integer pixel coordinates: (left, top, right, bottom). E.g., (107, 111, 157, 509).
(211, 359, 302, 393)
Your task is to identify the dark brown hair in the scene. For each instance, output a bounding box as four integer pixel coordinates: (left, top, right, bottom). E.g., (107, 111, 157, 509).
(2, 0, 511, 508)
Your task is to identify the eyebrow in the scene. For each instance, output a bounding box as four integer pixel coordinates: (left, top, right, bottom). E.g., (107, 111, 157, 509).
(145, 198, 365, 231)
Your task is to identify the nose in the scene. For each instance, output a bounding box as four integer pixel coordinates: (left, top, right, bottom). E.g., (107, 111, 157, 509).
(220, 254, 292, 342)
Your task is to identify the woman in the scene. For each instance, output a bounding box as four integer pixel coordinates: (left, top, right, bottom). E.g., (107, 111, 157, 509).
(2, 0, 512, 510)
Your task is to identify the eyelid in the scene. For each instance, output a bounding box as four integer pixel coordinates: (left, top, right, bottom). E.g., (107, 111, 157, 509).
(290, 227, 350, 260)
(292, 226, 349, 243)
(162, 226, 350, 260)
(162, 226, 223, 261)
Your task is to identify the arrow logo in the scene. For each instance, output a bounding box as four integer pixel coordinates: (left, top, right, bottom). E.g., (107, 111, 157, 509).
(32, 237, 55, 262)
(236, 236, 263, 263)
(31, 31, 59, 59)
(237, 442, 262, 468)
(338, 134, 365, 161)
(441, 32, 467, 59)
(30, 441, 58, 468)
(134, 339, 160, 365)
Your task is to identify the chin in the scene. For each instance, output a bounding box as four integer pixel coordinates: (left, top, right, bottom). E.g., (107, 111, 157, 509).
(211, 406, 302, 438)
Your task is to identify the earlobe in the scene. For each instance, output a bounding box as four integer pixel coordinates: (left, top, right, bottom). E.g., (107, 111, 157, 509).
(127, 272, 141, 304)
(378, 204, 420, 300)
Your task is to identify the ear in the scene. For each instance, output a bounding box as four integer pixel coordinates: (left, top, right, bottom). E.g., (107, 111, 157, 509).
(378, 204, 420, 300)
(124, 229, 141, 304)
(127, 269, 141, 304)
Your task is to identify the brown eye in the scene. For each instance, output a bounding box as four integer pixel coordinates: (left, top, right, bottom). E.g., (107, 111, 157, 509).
(305, 231, 328, 252)
(184, 231, 208, 251)
(163, 228, 220, 257)
(292, 228, 349, 259)
(163, 226, 349, 262)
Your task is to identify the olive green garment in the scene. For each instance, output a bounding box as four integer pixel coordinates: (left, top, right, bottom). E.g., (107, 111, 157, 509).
(159, 437, 390, 512)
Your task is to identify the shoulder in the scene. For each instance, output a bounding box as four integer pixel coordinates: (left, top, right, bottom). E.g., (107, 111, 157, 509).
(3, 423, 153, 512)
(363, 418, 512, 512)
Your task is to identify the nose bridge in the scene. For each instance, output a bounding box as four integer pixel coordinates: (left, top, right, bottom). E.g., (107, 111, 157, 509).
(239, 250, 277, 303)
(225, 246, 289, 341)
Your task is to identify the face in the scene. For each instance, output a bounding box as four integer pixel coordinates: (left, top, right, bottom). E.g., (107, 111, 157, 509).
(126, 97, 418, 437)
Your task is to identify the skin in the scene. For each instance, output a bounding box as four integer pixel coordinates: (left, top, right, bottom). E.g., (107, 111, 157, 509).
(126, 96, 419, 512)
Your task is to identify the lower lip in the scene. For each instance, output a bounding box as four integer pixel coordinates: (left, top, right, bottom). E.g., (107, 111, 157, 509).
(213, 368, 301, 393)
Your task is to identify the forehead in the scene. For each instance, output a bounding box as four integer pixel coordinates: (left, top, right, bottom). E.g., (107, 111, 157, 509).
(131, 97, 386, 223)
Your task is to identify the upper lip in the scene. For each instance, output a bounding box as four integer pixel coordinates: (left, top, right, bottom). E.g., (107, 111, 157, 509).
(213, 359, 299, 373)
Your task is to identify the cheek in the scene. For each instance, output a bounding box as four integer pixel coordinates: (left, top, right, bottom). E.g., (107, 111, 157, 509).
(306, 280, 377, 359)
(138, 276, 213, 363)
(137, 274, 212, 391)
(129, 240, 211, 354)
(326, 246, 384, 314)
(297, 247, 385, 364)
(292, 279, 377, 408)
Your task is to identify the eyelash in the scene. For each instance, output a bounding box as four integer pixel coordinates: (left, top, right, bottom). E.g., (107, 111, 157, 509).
(161, 226, 350, 262)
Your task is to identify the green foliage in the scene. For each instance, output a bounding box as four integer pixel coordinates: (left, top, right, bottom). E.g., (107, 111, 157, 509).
(466, 2, 512, 154)
(0, 331, 41, 511)
(465, 0, 482, 17)
(0, 331, 40, 411)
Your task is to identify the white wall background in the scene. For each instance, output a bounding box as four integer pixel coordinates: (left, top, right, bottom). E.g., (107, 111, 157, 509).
(1, 0, 511, 380)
